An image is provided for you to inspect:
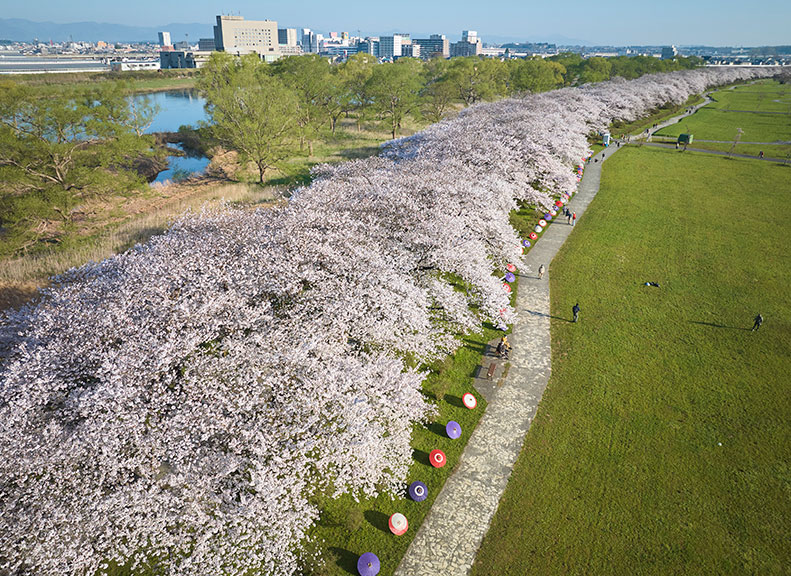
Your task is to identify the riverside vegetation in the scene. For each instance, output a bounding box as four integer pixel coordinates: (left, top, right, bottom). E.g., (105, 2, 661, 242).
(1, 53, 702, 310)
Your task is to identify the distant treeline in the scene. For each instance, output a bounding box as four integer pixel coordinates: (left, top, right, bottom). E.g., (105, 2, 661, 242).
(198, 51, 702, 182)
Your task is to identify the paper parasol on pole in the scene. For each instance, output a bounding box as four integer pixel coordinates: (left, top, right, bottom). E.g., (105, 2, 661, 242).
(529, 232, 538, 240)
(522, 239, 531, 247)
(506, 263, 516, 272)
(446, 420, 461, 439)
(408, 480, 428, 501)
(357, 553, 380, 576)
(429, 449, 446, 468)
(462, 392, 477, 409)
(505, 272, 516, 283)
(534, 225, 543, 234)
(502, 283, 512, 293)
(539, 219, 547, 227)
(388, 512, 408, 535)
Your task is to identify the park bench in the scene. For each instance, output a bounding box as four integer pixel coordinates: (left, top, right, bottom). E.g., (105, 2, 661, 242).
(486, 362, 497, 380)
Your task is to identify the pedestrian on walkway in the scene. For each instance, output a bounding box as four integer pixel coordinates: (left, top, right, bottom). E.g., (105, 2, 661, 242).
(567, 211, 572, 224)
(572, 212, 577, 226)
(538, 264, 545, 279)
(572, 302, 580, 323)
(751, 313, 763, 331)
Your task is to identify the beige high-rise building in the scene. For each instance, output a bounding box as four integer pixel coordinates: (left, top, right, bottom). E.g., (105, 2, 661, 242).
(213, 15, 281, 61)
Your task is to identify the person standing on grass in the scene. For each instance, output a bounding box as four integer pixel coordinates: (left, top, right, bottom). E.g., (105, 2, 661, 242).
(572, 302, 580, 323)
(751, 313, 763, 331)
(572, 212, 577, 226)
(538, 264, 545, 279)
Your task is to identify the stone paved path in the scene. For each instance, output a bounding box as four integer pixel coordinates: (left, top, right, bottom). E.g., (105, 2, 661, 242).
(394, 148, 612, 576)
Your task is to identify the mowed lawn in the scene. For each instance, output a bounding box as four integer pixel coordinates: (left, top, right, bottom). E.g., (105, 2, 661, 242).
(656, 80, 791, 144)
(472, 147, 791, 576)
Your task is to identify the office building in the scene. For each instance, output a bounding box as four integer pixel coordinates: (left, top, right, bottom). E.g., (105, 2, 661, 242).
(278, 28, 298, 46)
(160, 50, 212, 69)
(158, 31, 171, 47)
(358, 38, 379, 57)
(450, 30, 482, 57)
(198, 38, 216, 51)
(661, 45, 678, 60)
(379, 33, 410, 59)
(400, 44, 420, 58)
(213, 15, 280, 61)
(414, 34, 450, 59)
(301, 29, 323, 53)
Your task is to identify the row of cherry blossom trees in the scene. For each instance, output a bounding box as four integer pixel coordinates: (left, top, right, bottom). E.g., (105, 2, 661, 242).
(0, 66, 777, 575)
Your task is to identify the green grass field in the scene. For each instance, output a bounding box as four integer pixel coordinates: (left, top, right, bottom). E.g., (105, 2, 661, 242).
(706, 80, 791, 114)
(656, 81, 791, 144)
(472, 146, 791, 575)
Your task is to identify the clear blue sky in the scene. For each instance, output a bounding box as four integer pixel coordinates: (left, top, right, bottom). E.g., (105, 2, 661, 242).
(1, 0, 789, 45)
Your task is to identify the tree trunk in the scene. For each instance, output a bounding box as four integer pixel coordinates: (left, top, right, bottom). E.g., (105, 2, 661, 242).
(308, 140, 314, 157)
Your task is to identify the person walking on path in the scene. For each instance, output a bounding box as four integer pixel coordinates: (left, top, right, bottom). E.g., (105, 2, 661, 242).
(751, 313, 763, 331)
(572, 302, 580, 323)
(572, 212, 577, 226)
(538, 264, 545, 279)
(567, 211, 572, 224)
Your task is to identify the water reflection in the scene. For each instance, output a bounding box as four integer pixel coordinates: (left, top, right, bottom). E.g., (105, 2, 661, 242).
(130, 90, 210, 183)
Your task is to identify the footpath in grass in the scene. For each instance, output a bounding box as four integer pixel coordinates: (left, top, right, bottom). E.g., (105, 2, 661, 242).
(472, 146, 791, 575)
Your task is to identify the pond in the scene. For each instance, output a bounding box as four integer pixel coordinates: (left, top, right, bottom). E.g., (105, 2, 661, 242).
(129, 90, 210, 183)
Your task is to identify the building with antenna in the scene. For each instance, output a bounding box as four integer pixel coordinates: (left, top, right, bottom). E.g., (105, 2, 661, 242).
(213, 15, 281, 61)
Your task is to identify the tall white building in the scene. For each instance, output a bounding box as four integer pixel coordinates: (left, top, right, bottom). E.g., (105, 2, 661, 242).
(157, 31, 171, 47)
(213, 15, 281, 61)
(278, 28, 298, 46)
(379, 34, 410, 59)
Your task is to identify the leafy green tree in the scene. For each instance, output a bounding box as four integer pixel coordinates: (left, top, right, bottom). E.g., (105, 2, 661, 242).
(445, 57, 509, 106)
(367, 58, 425, 139)
(508, 58, 566, 94)
(271, 54, 332, 155)
(0, 80, 154, 247)
(338, 53, 376, 131)
(199, 53, 299, 183)
(549, 52, 585, 85)
(420, 57, 456, 123)
(578, 57, 613, 84)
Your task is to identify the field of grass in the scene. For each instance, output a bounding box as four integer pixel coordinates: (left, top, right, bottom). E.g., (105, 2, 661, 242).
(472, 146, 791, 575)
(706, 80, 791, 113)
(656, 81, 791, 144)
(611, 95, 704, 137)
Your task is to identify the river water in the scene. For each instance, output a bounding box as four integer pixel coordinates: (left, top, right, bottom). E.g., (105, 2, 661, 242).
(130, 90, 210, 184)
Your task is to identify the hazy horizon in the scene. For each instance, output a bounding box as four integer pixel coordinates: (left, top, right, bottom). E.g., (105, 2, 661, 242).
(0, 0, 789, 46)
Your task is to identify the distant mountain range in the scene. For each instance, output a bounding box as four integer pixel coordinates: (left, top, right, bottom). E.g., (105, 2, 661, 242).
(0, 18, 212, 43)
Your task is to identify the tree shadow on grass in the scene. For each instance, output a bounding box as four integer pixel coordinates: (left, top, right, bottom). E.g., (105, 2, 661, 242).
(412, 449, 430, 467)
(363, 510, 390, 534)
(444, 394, 465, 409)
(689, 321, 751, 331)
(427, 422, 447, 438)
(328, 547, 358, 575)
(461, 337, 486, 355)
(524, 308, 571, 322)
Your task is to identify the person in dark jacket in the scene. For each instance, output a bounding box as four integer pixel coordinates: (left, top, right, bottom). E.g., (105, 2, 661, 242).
(751, 313, 763, 331)
(572, 302, 580, 323)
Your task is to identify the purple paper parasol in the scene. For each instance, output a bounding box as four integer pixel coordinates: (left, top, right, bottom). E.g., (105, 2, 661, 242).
(522, 239, 531, 247)
(408, 480, 428, 502)
(357, 552, 380, 576)
(544, 213, 552, 220)
(505, 272, 516, 283)
(446, 420, 461, 439)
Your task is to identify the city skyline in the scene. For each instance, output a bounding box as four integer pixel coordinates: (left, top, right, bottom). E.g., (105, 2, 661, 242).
(1, 0, 789, 46)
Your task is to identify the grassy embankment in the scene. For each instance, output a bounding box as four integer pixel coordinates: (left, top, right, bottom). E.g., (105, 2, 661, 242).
(654, 80, 791, 159)
(472, 145, 791, 575)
